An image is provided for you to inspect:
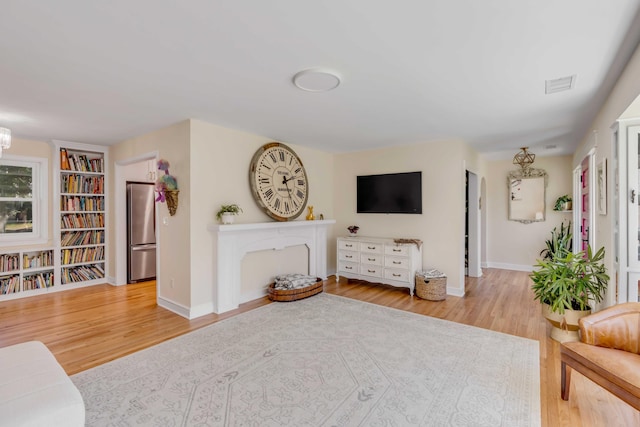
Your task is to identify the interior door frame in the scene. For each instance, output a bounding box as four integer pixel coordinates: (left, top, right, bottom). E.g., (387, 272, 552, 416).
(573, 148, 596, 254)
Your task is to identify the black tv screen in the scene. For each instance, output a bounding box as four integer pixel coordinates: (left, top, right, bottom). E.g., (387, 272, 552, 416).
(357, 171, 422, 214)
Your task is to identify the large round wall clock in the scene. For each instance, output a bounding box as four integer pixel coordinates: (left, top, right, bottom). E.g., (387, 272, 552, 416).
(249, 142, 309, 221)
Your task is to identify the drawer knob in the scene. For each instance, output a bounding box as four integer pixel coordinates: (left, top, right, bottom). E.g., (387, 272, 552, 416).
(346, 255, 352, 258)
(346, 244, 353, 247)
(393, 273, 401, 277)
(393, 261, 401, 264)
(368, 258, 375, 261)
(367, 246, 376, 249)
(346, 266, 353, 270)
(393, 248, 401, 252)
(368, 269, 375, 273)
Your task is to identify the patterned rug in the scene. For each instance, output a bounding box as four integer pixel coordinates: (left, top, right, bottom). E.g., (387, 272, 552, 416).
(72, 294, 540, 426)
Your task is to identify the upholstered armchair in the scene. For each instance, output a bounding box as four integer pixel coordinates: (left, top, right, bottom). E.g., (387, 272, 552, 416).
(560, 302, 640, 410)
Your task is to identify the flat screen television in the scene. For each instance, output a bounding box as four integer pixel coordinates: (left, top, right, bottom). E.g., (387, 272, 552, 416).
(357, 171, 422, 214)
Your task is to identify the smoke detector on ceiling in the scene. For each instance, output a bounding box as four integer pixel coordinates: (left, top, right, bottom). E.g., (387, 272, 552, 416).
(545, 75, 576, 94)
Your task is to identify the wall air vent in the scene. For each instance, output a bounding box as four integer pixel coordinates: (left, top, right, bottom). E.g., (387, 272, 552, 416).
(545, 75, 576, 94)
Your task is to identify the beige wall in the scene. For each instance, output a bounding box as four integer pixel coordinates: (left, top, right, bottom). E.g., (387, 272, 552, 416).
(485, 155, 573, 270)
(332, 139, 483, 295)
(189, 120, 335, 314)
(573, 41, 640, 307)
(110, 121, 191, 309)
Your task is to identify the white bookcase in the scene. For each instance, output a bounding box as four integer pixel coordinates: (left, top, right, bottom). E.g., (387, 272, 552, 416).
(0, 248, 55, 300)
(53, 140, 108, 287)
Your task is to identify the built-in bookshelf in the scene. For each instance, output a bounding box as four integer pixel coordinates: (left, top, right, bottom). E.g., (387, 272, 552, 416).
(0, 249, 55, 298)
(0, 140, 109, 301)
(54, 140, 108, 287)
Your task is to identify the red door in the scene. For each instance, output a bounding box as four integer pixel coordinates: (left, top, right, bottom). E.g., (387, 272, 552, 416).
(581, 156, 590, 252)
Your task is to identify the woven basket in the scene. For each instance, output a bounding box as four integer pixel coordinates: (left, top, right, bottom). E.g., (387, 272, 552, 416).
(268, 278, 323, 302)
(415, 275, 447, 301)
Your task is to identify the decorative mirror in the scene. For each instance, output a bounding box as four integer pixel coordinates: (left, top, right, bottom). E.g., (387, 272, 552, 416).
(507, 168, 547, 224)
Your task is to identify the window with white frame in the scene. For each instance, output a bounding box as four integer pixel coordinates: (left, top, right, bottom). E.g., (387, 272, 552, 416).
(0, 156, 48, 244)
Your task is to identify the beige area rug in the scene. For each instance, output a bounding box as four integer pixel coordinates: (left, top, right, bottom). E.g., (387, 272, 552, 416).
(72, 294, 540, 426)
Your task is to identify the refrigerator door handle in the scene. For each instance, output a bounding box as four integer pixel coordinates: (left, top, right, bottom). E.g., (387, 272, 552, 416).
(131, 244, 157, 251)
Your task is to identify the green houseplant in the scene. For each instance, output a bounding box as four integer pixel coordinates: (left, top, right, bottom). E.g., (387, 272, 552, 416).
(216, 204, 243, 224)
(539, 222, 572, 260)
(553, 195, 572, 211)
(530, 244, 609, 342)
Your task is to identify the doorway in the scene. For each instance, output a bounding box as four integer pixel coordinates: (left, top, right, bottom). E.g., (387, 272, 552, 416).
(466, 170, 481, 277)
(114, 152, 159, 287)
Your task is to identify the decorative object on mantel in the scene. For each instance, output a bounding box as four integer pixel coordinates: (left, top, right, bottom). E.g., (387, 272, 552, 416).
(393, 238, 422, 249)
(155, 159, 179, 216)
(306, 205, 315, 220)
(249, 142, 309, 222)
(415, 269, 447, 301)
(347, 225, 359, 235)
(216, 204, 243, 224)
(553, 195, 572, 211)
(268, 274, 323, 301)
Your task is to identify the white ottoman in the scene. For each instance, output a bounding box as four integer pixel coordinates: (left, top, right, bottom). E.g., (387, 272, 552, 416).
(0, 341, 85, 427)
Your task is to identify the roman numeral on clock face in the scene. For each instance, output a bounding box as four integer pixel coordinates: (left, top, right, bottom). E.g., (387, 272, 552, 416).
(263, 188, 274, 201)
(274, 197, 281, 210)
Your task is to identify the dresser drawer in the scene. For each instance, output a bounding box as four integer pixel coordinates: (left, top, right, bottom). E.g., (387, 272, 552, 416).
(339, 261, 359, 274)
(385, 256, 410, 269)
(338, 239, 358, 251)
(361, 253, 383, 266)
(360, 242, 383, 254)
(384, 269, 410, 282)
(339, 251, 358, 262)
(385, 245, 410, 256)
(360, 265, 383, 278)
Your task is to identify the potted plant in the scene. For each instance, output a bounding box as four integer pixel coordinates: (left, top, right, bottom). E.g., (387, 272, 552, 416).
(554, 194, 572, 211)
(216, 204, 243, 224)
(530, 245, 609, 342)
(539, 222, 572, 260)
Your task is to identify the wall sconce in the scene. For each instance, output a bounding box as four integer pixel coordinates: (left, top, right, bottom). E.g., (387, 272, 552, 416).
(513, 147, 535, 171)
(0, 127, 11, 157)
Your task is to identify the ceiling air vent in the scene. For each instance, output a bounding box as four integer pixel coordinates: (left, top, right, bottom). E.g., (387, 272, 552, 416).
(545, 75, 576, 94)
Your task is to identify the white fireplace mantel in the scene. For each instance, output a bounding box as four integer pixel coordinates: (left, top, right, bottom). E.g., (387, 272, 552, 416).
(208, 219, 335, 313)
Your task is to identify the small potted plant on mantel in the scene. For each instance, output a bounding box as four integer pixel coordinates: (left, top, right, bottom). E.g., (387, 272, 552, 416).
(216, 204, 243, 224)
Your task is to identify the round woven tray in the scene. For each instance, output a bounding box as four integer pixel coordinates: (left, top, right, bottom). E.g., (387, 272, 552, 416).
(268, 278, 323, 302)
(415, 275, 447, 301)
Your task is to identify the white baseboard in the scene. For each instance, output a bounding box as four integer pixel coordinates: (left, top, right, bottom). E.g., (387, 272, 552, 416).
(157, 296, 191, 319)
(241, 288, 268, 304)
(446, 287, 466, 297)
(484, 262, 534, 272)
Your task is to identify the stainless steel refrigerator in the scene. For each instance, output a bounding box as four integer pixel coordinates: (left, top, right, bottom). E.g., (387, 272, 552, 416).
(127, 182, 157, 283)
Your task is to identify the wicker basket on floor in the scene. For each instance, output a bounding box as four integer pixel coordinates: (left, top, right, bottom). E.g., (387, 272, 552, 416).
(268, 278, 323, 302)
(415, 274, 447, 301)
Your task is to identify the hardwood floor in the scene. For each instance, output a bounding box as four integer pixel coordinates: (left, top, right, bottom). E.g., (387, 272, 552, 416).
(0, 269, 637, 426)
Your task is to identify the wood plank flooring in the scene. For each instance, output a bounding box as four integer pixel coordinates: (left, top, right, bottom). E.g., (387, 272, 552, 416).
(0, 268, 637, 426)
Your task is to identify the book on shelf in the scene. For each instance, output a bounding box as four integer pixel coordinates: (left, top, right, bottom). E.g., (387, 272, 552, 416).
(60, 148, 71, 170)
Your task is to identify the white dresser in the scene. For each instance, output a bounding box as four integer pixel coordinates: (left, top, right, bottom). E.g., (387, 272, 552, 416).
(336, 236, 423, 295)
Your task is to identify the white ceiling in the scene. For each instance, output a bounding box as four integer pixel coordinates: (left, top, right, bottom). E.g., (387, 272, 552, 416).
(2, 1, 640, 158)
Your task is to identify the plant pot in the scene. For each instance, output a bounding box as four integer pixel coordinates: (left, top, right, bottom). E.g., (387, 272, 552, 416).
(221, 212, 235, 224)
(541, 303, 590, 343)
(165, 190, 179, 216)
